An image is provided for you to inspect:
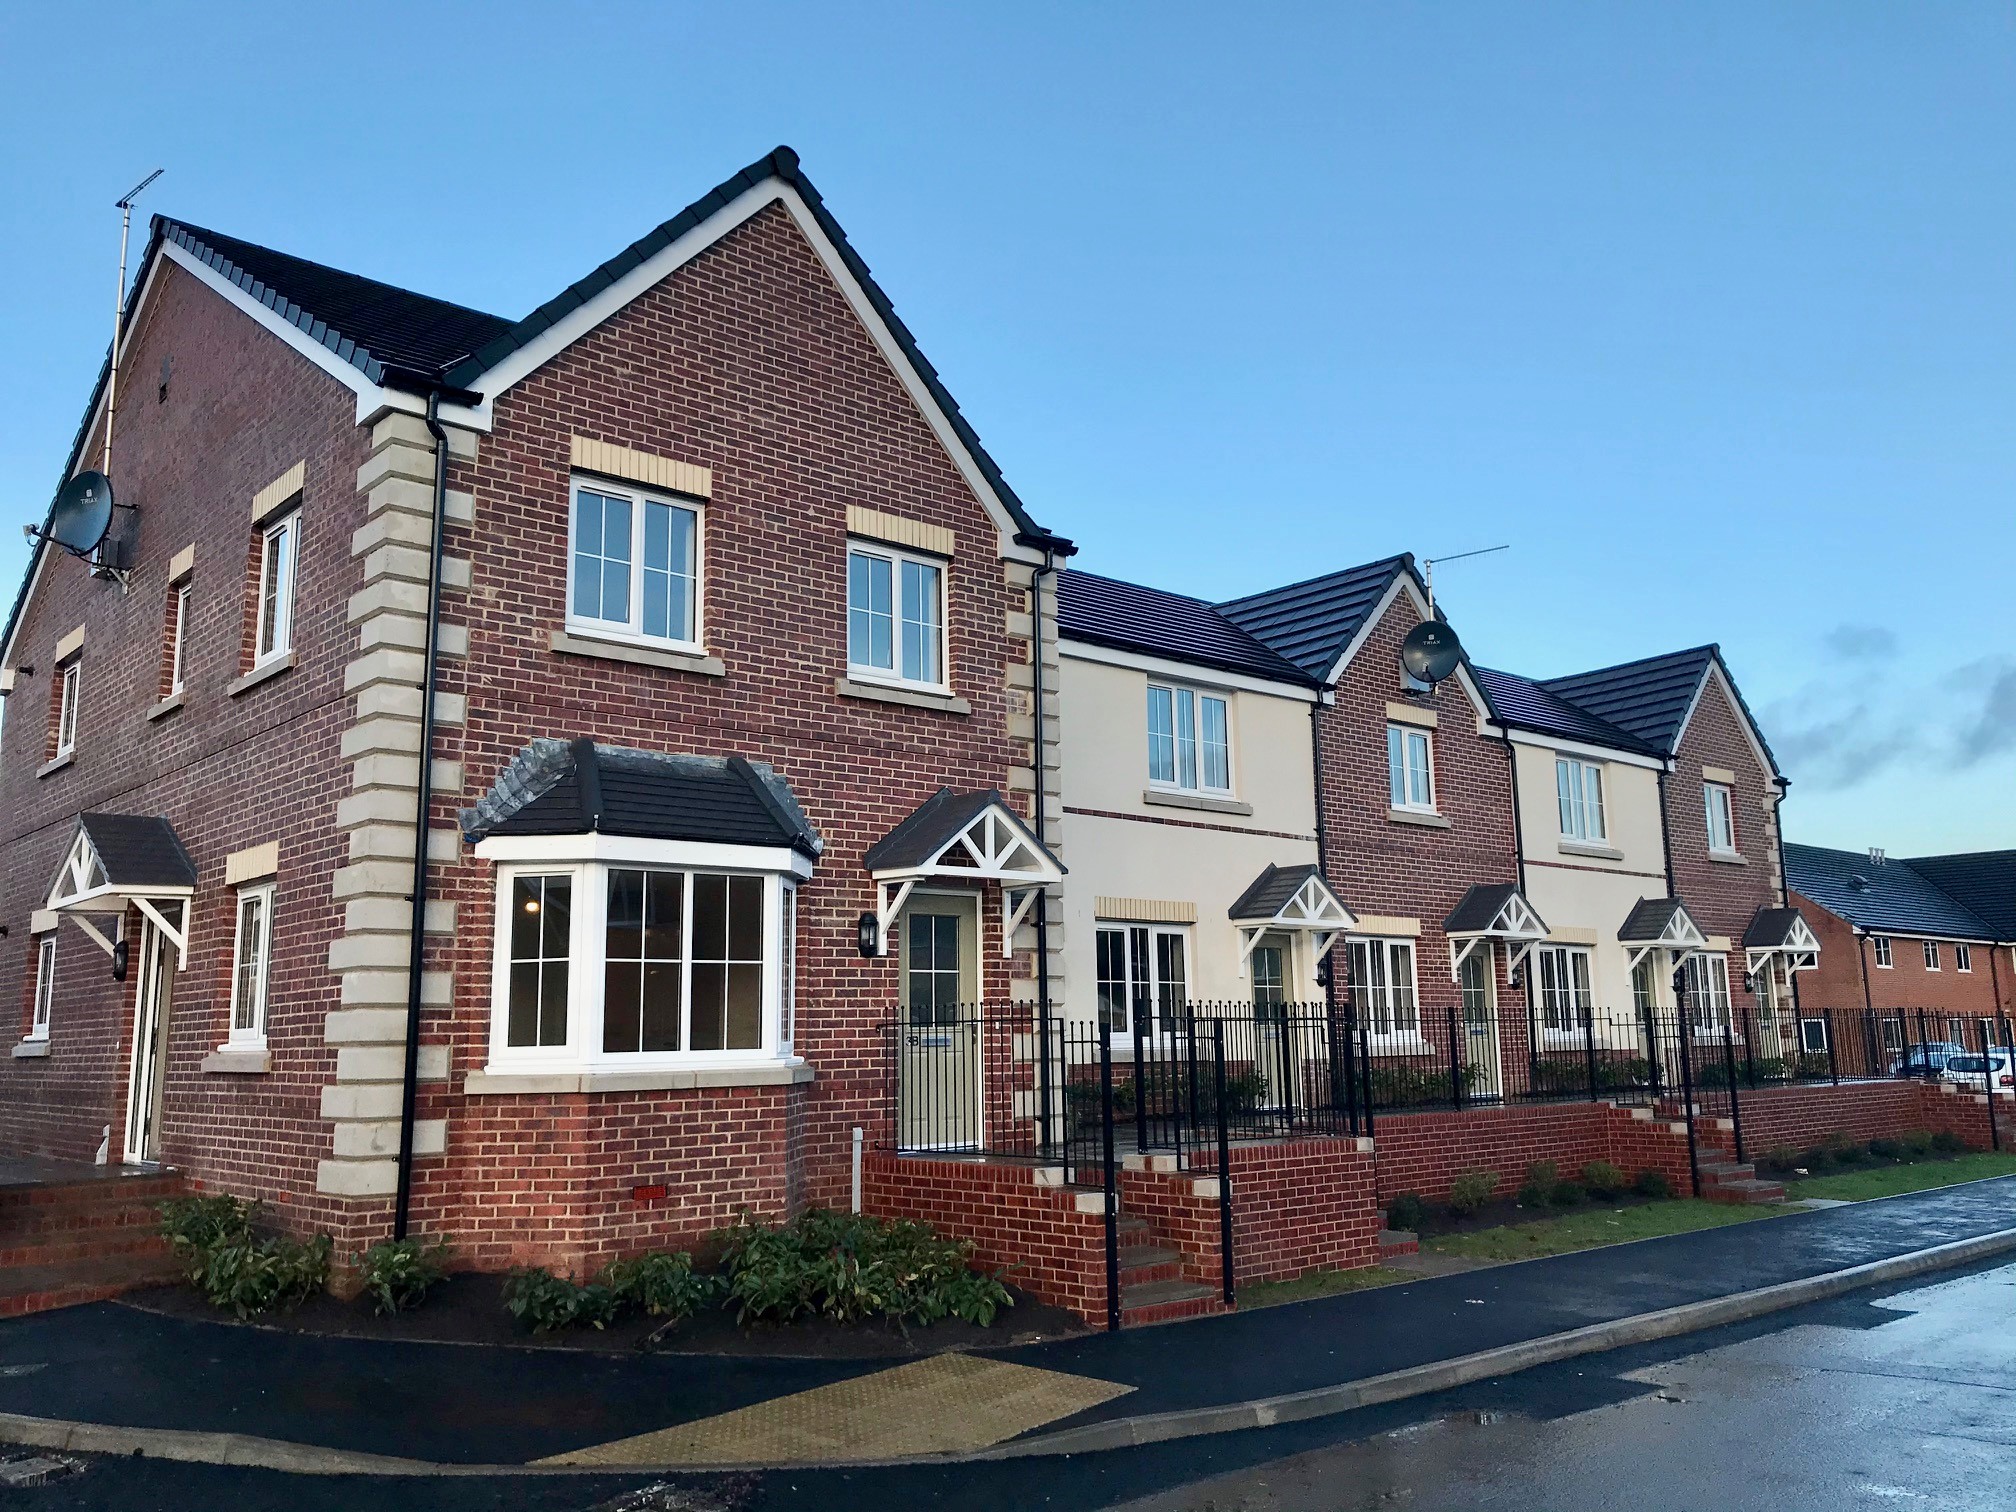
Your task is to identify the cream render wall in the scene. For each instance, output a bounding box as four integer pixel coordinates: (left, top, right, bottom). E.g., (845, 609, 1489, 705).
(1511, 738, 1671, 1010)
(1057, 647, 1321, 1014)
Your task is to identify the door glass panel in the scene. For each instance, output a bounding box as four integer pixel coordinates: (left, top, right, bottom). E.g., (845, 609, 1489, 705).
(906, 912, 963, 1024)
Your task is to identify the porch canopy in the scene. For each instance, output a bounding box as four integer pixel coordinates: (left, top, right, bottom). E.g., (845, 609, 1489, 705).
(863, 789, 1064, 957)
(1227, 863, 1354, 972)
(1441, 882, 1549, 981)
(43, 813, 197, 967)
(1617, 896, 1708, 972)
(1742, 906, 1821, 977)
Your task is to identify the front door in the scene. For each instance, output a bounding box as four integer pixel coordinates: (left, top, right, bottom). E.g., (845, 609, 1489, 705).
(1459, 951, 1503, 1100)
(122, 921, 174, 1165)
(895, 894, 980, 1151)
(1249, 932, 1295, 1114)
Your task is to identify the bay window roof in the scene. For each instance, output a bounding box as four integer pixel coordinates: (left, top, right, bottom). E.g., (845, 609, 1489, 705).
(461, 738, 821, 858)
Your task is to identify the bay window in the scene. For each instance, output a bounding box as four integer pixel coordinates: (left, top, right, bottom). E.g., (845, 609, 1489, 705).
(1146, 684, 1231, 794)
(848, 542, 945, 689)
(1348, 937, 1419, 1041)
(569, 477, 702, 650)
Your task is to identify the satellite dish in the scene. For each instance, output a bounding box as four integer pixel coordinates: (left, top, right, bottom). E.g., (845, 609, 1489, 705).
(44, 471, 117, 557)
(1400, 620, 1463, 686)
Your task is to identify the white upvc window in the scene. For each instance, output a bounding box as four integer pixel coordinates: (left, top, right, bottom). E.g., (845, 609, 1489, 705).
(30, 936, 55, 1040)
(54, 661, 80, 759)
(1682, 952, 1733, 1033)
(255, 512, 298, 664)
(1922, 940, 1940, 971)
(1956, 943, 1973, 973)
(1556, 758, 1607, 842)
(1872, 935, 1892, 967)
(1095, 922, 1191, 1036)
(228, 884, 275, 1047)
(569, 478, 703, 651)
(1146, 684, 1232, 794)
(1348, 937, 1420, 1043)
(487, 856, 800, 1073)
(1387, 725, 1434, 812)
(1536, 945, 1594, 1036)
(168, 582, 190, 695)
(1800, 1017, 1830, 1053)
(1704, 782, 1736, 854)
(847, 541, 945, 690)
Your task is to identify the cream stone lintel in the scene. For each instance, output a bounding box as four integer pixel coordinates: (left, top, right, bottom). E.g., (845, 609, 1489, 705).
(1702, 765, 1737, 785)
(55, 625, 85, 663)
(252, 461, 306, 524)
(1352, 915, 1423, 937)
(1706, 934, 1733, 952)
(1386, 701, 1438, 729)
(570, 436, 711, 499)
(224, 842, 280, 886)
(30, 909, 59, 935)
(1095, 897, 1199, 924)
(168, 544, 196, 581)
(0, 668, 14, 694)
(1548, 926, 1600, 945)
(847, 504, 954, 558)
(316, 1158, 398, 1197)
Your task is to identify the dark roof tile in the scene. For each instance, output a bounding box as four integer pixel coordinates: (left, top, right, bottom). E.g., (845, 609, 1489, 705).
(1786, 844, 1995, 940)
(1215, 557, 1412, 680)
(1900, 851, 2016, 940)
(1471, 667, 1664, 755)
(1058, 570, 1317, 686)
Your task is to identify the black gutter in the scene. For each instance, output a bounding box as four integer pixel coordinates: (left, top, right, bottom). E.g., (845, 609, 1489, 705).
(392, 386, 462, 1240)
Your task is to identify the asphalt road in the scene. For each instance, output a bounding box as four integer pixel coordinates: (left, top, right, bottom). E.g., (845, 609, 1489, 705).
(3, 1257, 2012, 1510)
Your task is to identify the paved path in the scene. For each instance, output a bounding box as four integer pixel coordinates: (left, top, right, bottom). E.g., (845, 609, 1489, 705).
(0, 1177, 2009, 1467)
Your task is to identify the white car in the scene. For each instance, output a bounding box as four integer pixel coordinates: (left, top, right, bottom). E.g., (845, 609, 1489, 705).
(1940, 1052, 2014, 1092)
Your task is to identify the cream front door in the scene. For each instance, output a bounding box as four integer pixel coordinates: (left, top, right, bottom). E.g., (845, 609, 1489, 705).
(1459, 951, 1503, 1100)
(895, 893, 981, 1151)
(122, 921, 174, 1165)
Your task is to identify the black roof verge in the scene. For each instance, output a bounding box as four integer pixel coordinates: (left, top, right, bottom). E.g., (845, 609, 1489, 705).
(1900, 851, 2016, 941)
(443, 146, 1070, 553)
(1227, 864, 1325, 922)
(460, 739, 821, 858)
(1785, 844, 1995, 941)
(1215, 556, 1413, 681)
(861, 789, 1063, 876)
(1540, 646, 1781, 777)
(159, 220, 513, 384)
(74, 813, 198, 890)
(1471, 667, 1665, 757)
(1057, 570, 1319, 687)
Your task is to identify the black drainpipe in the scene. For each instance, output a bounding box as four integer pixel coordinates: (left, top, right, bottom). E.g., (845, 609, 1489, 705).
(1309, 689, 1335, 1003)
(393, 388, 455, 1241)
(1029, 548, 1058, 1013)
(1771, 777, 1804, 1028)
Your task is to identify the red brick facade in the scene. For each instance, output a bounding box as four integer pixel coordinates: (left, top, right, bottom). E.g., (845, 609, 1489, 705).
(1369, 1103, 1694, 1203)
(1793, 892, 2012, 1026)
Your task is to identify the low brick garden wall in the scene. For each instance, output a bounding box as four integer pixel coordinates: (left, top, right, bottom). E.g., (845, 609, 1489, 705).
(1369, 1102, 1692, 1202)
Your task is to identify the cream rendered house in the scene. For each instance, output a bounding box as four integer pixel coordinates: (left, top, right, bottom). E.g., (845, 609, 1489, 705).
(1054, 570, 1348, 1036)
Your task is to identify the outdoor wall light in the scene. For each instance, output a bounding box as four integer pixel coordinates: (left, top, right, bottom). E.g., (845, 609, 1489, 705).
(111, 938, 129, 982)
(856, 912, 880, 959)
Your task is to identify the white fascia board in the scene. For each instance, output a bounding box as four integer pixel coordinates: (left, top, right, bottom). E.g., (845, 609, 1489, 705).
(1061, 638, 1319, 701)
(474, 833, 815, 878)
(461, 179, 1044, 563)
(1320, 572, 1415, 687)
(1506, 729, 1667, 770)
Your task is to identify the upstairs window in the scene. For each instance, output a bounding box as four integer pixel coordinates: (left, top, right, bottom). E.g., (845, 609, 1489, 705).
(1556, 758, 1607, 843)
(255, 513, 298, 664)
(1957, 943, 1973, 972)
(165, 581, 190, 696)
(1704, 782, 1736, 853)
(569, 479, 702, 650)
(1922, 940, 1940, 971)
(30, 936, 55, 1040)
(1146, 684, 1231, 793)
(1387, 725, 1434, 812)
(847, 543, 944, 689)
(52, 660, 80, 760)
(229, 884, 275, 1046)
(1872, 935, 1893, 968)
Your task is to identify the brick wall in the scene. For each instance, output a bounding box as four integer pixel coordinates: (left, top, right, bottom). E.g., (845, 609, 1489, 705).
(1793, 893, 2009, 1027)
(1370, 1102, 1694, 1202)
(0, 259, 367, 1252)
(1715, 1080, 2008, 1159)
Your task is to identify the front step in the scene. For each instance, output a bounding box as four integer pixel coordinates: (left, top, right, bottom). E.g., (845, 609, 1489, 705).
(0, 1171, 185, 1315)
(1379, 1227, 1420, 1259)
(1119, 1277, 1224, 1326)
(1696, 1160, 1784, 1204)
(0, 1252, 184, 1319)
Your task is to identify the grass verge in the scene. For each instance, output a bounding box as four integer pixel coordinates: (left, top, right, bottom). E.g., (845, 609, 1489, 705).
(1238, 1265, 1414, 1308)
(1422, 1198, 1782, 1263)
(1783, 1152, 2016, 1203)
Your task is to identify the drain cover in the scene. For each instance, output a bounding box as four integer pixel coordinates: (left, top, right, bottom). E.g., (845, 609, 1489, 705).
(0, 1455, 81, 1487)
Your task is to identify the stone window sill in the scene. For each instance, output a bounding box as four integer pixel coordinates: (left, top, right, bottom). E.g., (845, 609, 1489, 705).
(228, 651, 296, 698)
(202, 1048, 271, 1074)
(1558, 839, 1625, 861)
(1142, 788, 1254, 817)
(12, 1038, 51, 1059)
(36, 752, 74, 780)
(1388, 807, 1452, 829)
(147, 691, 186, 723)
(1709, 849, 1748, 866)
(551, 629, 725, 678)
(464, 1059, 814, 1096)
(835, 677, 971, 716)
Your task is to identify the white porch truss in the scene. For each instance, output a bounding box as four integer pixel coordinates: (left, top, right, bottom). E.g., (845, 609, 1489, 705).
(1445, 888, 1550, 982)
(1230, 867, 1355, 976)
(867, 794, 1065, 958)
(44, 818, 196, 968)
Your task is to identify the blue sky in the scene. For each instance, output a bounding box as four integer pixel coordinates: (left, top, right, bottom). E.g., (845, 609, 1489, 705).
(3, 3, 2011, 854)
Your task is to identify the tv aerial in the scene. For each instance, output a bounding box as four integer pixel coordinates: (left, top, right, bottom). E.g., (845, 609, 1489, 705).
(1400, 544, 1509, 691)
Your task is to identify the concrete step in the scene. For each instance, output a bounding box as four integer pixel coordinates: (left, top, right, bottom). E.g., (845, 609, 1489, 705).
(1379, 1228, 1420, 1258)
(1704, 1177, 1785, 1205)
(1116, 1244, 1185, 1287)
(0, 1252, 183, 1319)
(1119, 1278, 1225, 1326)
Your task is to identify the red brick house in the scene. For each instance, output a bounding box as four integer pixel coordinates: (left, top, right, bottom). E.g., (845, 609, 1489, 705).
(2, 148, 1073, 1272)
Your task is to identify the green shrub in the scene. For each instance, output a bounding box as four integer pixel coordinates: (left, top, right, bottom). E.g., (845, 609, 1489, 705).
(1930, 1130, 1968, 1155)
(599, 1250, 721, 1320)
(1580, 1161, 1627, 1199)
(1867, 1137, 1905, 1162)
(1446, 1171, 1499, 1216)
(1756, 1146, 1801, 1175)
(715, 1210, 1012, 1327)
(158, 1195, 331, 1319)
(1797, 1145, 1833, 1171)
(357, 1237, 451, 1316)
(1634, 1168, 1673, 1200)
(1528, 1057, 1652, 1093)
(1364, 1063, 1478, 1109)
(1515, 1159, 1559, 1209)
(503, 1267, 621, 1333)
(1550, 1181, 1587, 1207)
(1385, 1193, 1427, 1232)
(1902, 1129, 1936, 1157)
(1828, 1138, 1871, 1166)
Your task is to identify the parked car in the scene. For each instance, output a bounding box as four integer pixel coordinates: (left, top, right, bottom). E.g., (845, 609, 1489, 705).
(1940, 1052, 2014, 1092)
(1888, 1042, 1964, 1078)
